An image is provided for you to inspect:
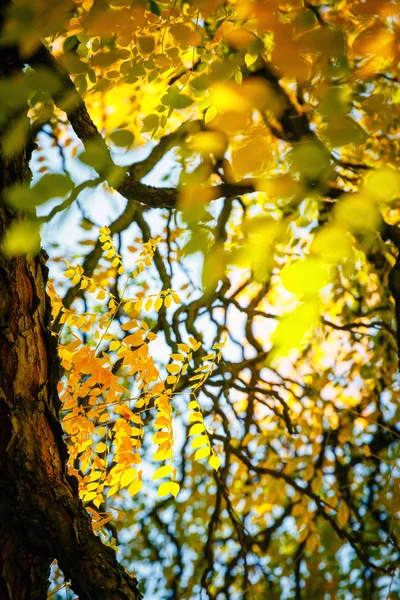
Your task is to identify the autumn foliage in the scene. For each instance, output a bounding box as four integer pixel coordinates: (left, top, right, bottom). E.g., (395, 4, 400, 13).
(0, 0, 400, 599)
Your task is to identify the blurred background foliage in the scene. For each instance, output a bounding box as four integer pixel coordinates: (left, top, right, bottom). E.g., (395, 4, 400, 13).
(1, 0, 400, 598)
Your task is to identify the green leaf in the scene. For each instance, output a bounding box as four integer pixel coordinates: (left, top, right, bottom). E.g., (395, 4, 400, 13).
(78, 140, 109, 171)
(2, 116, 29, 157)
(109, 129, 134, 148)
(149, 0, 161, 16)
(6, 174, 73, 213)
(141, 114, 159, 133)
(162, 93, 194, 110)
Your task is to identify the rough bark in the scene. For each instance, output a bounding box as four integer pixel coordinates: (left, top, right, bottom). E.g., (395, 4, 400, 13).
(0, 7, 142, 599)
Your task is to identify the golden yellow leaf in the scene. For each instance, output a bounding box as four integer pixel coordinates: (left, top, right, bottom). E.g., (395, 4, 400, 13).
(177, 343, 190, 353)
(95, 442, 107, 453)
(124, 331, 143, 346)
(154, 297, 163, 311)
(337, 502, 350, 528)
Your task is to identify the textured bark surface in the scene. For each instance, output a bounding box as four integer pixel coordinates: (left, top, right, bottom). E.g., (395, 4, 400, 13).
(0, 6, 142, 599)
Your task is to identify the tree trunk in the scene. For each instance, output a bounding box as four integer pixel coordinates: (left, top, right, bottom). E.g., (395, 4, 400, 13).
(0, 9, 142, 600)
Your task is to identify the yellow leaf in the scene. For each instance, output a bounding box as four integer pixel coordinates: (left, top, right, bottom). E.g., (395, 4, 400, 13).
(152, 464, 173, 480)
(64, 269, 75, 278)
(106, 484, 119, 497)
(164, 295, 172, 308)
(189, 422, 205, 435)
(154, 447, 173, 461)
(157, 481, 173, 497)
(167, 375, 177, 385)
(192, 434, 208, 449)
(128, 479, 142, 496)
(334, 193, 381, 233)
(194, 446, 210, 460)
(96, 442, 107, 453)
(170, 482, 180, 497)
(83, 491, 97, 502)
(363, 167, 400, 203)
(209, 454, 221, 470)
(154, 297, 163, 311)
(110, 340, 120, 351)
(120, 468, 137, 488)
(189, 411, 203, 423)
(89, 470, 103, 482)
(166, 363, 180, 374)
(177, 343, 190, 353)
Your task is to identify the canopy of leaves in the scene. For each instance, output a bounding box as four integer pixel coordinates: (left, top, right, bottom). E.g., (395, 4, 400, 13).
(1, 0, 400, 598)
